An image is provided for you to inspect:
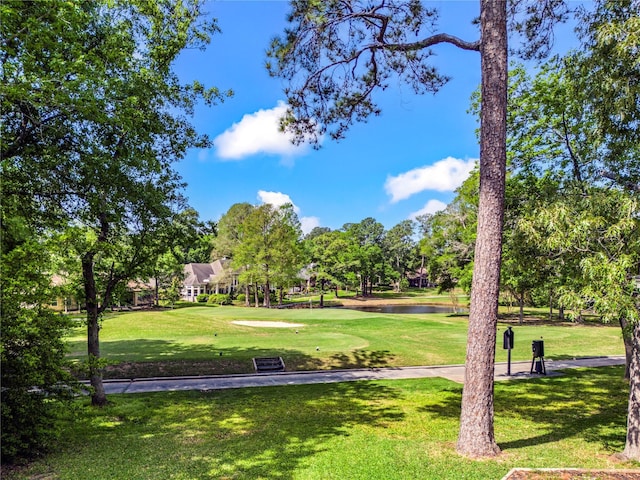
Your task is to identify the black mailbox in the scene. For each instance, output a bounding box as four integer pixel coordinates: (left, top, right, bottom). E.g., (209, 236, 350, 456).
(503, 327, 514, 350)
(532, 340, 544, 358)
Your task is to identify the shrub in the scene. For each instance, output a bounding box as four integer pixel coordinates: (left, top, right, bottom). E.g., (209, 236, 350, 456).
(2, 242, 78, 464)
(196, 293, 209, 303)
(236, 293, 246, 303)
(207, 294, 231, 305)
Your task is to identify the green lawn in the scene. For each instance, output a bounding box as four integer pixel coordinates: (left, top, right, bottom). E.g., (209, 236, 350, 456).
(65, 305, 625, 378)
(6, 367, 638, 479)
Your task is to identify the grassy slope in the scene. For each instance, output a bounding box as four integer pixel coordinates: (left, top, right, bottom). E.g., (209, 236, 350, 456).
(6, 367, 638, 479)
(65, 305, 625, 377)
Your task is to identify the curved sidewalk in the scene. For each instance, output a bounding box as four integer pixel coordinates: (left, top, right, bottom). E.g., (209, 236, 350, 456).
(96, 355, 626, 395)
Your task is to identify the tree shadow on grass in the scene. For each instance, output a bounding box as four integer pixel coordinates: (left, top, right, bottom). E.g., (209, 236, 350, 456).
(420, 366, 629, 452)
(68, 381, 405, 479)
(328, 349, 396, 369)
(71, 339, 386, 378)
(68, 338, 400, 378)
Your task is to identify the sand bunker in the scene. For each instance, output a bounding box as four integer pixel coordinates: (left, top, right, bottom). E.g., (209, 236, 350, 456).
(231, 320, 305, 328)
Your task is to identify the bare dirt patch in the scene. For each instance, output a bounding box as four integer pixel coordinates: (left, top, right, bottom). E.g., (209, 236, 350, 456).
(231, 320, 305, 328)
(335, 296, 431, 307)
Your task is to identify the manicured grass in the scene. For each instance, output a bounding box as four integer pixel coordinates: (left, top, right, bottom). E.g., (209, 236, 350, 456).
(6, 366, 638, 479)
(65, 305, 625, 377)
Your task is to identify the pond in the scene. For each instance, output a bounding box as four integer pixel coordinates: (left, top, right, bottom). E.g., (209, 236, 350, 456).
(338, 304, 467, 314)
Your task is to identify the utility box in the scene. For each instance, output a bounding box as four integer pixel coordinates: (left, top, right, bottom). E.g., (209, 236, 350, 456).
(532, 340, 544, 358)
(530, 340, 546, 375)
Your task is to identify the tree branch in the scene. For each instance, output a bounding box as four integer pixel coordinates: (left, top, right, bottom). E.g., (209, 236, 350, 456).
(370, 33, 480, 52)
(600, 170, 640, 193)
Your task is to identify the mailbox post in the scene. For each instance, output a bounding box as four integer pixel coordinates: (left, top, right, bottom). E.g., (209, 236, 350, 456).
(503, 326, 514, 376)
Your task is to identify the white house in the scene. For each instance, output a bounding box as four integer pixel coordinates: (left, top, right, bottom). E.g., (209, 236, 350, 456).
(181, 259, 239, 302)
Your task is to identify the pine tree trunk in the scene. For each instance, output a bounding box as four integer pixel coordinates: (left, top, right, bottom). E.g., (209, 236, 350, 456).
(456, 0, 506, 458)
(622, 322, 640, 460)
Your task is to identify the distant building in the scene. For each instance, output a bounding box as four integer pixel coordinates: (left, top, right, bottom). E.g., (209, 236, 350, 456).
(407, 267, 430, 288)
(49, 275, 155, 311)
(181, 259, 240, 302)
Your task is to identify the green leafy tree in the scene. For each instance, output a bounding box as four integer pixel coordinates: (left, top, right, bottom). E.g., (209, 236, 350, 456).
(520, 188, 640, 459)
(161, 276, 183, 309)
(1, 0, 229, 406)
(233, 203, 303, 308)
(383, 220, 417, 292)
(504, 0, 640, 459)
(213, 203, 255, 259)
(500, 174, 555, 323)
(214, 203, 255, 305)
(271, 205, 305, 305)
(0, 215, 77, 462)
(306, 228, 360, 299)
(344, 218, 386, 296)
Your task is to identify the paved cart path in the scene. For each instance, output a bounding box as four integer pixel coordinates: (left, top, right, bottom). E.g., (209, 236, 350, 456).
(91, 355, 626, 395)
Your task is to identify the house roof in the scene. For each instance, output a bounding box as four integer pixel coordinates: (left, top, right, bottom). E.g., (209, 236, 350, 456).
(183, 259, 237, 287)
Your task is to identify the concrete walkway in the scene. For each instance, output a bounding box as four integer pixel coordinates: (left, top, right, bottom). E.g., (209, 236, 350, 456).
(96, 355, 626, 395)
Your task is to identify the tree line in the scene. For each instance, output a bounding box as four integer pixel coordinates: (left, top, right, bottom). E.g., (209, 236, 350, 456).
(206, 203, 421, 307)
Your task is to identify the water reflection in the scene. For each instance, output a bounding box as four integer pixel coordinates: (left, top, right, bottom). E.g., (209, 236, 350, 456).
(339, 305, 467, 314)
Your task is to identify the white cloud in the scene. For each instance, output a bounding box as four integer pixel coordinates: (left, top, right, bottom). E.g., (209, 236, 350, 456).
(257, 190, 320, 235)
(300, 216, 320, 235)
(385, 157, 477, 203)
(409, 199, 448, 219)
(257, 190, 300, 214)
(214, 101, 310, 160)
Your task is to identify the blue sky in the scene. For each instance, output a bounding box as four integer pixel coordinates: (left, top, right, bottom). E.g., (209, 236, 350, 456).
(174, 1, 583, 234)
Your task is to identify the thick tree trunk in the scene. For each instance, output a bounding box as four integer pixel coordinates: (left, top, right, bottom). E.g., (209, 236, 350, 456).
(622, 322, 640, 460)
(456, 0, 506, 458)
(264, 280, 271, 308)
(82, 253, 108, 407)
